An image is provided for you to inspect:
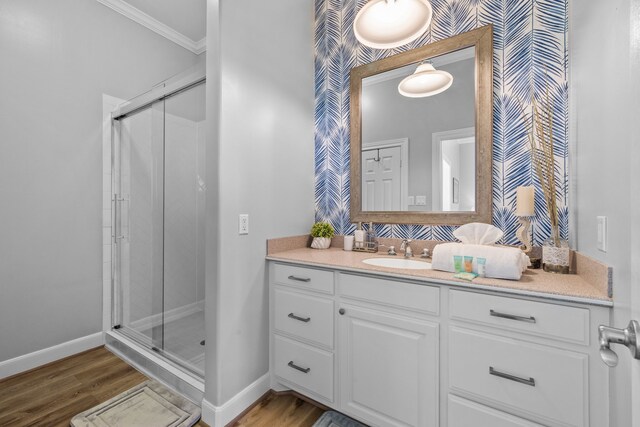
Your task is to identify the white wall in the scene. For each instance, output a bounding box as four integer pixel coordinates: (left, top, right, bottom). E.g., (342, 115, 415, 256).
(204, 0, 315, 409)
(0, 0, 199, 363)
(571, 1, 639, 425)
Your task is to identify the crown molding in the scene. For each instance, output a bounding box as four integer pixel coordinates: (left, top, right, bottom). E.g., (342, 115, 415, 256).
(96, 0, 206, 54)
(194, 37, 207, 55)
(363, 65, 410, 87)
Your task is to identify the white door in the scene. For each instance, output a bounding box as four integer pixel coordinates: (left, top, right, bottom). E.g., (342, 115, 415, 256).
(362, 146, 402, 211)
(632, 281, 640, 426)
(338, 304, 439, 427)
(631, 140, 640, 426)
(601, 251, 640, 427)
(442, 157, 452, 211)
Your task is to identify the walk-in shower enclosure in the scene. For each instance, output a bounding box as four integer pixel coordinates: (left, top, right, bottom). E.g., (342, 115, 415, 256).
(105, 67, 206, 390)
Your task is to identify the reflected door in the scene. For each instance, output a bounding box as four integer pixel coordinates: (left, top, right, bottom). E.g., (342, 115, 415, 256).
(362, 146, 402, 211)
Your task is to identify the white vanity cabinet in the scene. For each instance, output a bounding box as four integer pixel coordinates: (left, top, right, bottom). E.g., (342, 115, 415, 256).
(268, 261, 611, 427)
(337, 274, 440, 427)
(446, 289, 610, 427)
(270, 263, 335, 404)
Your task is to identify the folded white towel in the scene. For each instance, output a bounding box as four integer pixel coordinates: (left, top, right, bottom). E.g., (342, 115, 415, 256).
(453, 222, 504, 245)
(431, 242, 530, 281)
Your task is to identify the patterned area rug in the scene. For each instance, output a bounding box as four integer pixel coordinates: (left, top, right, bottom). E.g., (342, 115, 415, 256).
(70, 380, 200, 427)
(313, 411, 369, 427)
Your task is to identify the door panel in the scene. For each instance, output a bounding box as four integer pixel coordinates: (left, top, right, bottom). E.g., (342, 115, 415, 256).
(160, 83, 206, 375)
(362, 146, 402, 211)
(114, 100, 165, 350)
(338, 304, 439, 427)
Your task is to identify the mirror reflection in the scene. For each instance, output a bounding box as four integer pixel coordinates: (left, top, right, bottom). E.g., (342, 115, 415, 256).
(360, 47, 475, 213)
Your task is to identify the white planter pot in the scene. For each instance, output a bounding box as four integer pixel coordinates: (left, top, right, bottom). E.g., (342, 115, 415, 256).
(311, 237, 332, 249)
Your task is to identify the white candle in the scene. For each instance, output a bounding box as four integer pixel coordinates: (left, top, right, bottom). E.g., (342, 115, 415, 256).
(515, 186, 535, 217)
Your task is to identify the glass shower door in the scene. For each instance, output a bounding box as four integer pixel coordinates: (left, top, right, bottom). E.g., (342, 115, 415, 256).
(113, 100, 166, 352)
(159, 82, 206, 375)
(112, 80, 206, 377)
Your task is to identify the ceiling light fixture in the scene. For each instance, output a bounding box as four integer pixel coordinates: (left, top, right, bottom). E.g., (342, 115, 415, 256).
(353, 0, 433, 50)
(397, 62, 453, 98)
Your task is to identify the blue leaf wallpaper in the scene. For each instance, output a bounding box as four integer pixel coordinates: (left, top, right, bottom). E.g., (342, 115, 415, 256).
(314, 0, 569, 245)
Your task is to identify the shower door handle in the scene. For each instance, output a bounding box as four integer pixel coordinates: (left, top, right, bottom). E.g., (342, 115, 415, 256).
(113, 194, 129, 242)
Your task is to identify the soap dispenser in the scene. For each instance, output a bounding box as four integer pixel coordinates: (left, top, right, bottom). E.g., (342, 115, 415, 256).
(365, 222, 378, 251)
(354, 222, 364, 249)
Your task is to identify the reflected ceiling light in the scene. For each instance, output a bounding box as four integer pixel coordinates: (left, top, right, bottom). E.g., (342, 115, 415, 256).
(398, 62, 453, 98)
(353, 0, 433, 49)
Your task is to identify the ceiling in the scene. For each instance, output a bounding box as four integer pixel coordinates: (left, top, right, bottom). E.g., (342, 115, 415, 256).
(97, 0, 206, 54)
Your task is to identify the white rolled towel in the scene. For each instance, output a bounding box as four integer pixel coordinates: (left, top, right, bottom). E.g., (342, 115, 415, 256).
(431, 242, 530, 281)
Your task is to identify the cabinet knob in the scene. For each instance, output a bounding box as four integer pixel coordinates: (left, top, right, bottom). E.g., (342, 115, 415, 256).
(339, 308, 346, 315)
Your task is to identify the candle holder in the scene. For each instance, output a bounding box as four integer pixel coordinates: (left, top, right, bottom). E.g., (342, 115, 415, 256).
(516, 216, 532, 254)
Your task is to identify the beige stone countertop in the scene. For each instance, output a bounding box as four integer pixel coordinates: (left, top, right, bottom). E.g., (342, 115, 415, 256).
(266, 247, 613, 307)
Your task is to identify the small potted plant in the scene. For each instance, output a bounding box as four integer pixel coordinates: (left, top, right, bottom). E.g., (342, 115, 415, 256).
(310, 221, 335, 249)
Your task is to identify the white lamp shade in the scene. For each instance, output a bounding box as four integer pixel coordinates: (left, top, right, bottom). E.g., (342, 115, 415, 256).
(353, 0, 433, 49)
(398, 63, 454, 97)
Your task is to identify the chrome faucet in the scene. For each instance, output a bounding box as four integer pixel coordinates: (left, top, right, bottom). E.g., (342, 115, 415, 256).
(400, 239, 413, 258)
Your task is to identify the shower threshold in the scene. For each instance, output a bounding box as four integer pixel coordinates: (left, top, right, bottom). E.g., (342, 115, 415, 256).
(105, 331, 204, 404)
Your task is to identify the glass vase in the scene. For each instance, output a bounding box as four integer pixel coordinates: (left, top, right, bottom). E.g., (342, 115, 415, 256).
(542, 231, 570, 274)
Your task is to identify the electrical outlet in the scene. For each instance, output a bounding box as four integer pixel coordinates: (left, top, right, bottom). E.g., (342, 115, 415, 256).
(415, 196, 427, 206)
(597, 216, 607, 252)
(239, 214, 249, 235)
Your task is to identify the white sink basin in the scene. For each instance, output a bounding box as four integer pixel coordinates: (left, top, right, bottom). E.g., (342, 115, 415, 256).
(362, 257, 432, 270)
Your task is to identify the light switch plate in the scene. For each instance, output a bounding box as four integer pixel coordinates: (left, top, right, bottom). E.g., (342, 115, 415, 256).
(408, 196, 415, 205)
(597, 216, 607, 252)
(239, 214, 249, 235)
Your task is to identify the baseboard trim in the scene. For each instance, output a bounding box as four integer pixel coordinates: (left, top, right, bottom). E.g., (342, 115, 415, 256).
(0, 332, 104, 379)
(201, 373, 271, 427)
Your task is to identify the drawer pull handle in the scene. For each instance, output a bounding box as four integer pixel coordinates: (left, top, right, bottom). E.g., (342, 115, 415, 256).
(489, 367, 535, 387)
(490, 309, 536, 324)
(288, 361, 311, 374)
(288, 313, 311, 323)
(288, 275, 311, 282)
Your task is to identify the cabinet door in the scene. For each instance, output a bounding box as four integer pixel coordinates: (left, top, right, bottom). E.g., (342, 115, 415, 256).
(338, 305, 439, 427)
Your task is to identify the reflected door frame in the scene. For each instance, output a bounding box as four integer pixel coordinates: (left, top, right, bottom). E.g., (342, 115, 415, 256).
(431, 127, 475, 211)
(362, 138, 409, 211)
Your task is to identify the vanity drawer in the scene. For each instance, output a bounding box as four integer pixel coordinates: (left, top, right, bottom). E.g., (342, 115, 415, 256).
(273, 335, 333, 401)
(338, 273, 439, 315)
(449, 327, 587, 427)
(448, 395, 543, 427)
(449, 290, 589, 344)
(273, 263, 334, 294)
(274, 287, 334, 348)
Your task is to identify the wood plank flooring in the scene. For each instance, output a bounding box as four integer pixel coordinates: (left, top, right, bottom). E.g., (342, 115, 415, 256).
(232, 392, 325, 427)
(0, 346, 324, 427)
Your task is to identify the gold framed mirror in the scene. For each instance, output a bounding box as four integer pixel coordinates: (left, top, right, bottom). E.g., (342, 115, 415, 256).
(350, 25, 493, 225)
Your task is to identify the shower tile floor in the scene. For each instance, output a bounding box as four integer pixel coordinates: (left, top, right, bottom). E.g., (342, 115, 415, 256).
(143, 310, 205, 376)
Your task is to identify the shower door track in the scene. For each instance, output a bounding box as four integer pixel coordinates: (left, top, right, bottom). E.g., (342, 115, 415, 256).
(105, 331, 204, 403)
(112, 64, 205, 120)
